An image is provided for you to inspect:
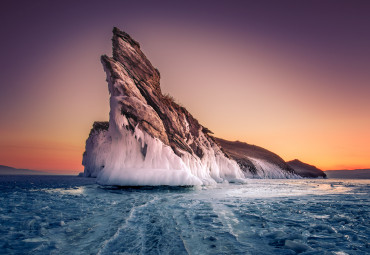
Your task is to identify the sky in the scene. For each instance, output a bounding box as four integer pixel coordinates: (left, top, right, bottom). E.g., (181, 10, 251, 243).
(0, 0, 369, 173)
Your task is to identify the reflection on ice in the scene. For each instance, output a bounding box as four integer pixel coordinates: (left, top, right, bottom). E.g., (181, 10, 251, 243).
(44, 187, 86, 195)
(212, 179, 356, 199)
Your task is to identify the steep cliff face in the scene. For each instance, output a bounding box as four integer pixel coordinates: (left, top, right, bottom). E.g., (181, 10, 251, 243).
(101, 28, 214, 159)
(82, 28, 298, 185)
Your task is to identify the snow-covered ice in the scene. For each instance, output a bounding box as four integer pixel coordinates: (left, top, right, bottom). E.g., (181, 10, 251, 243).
(0, 176, 369, 254)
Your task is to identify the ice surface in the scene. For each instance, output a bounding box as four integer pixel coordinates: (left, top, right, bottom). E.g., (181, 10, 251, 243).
(1, 176, 369, 254)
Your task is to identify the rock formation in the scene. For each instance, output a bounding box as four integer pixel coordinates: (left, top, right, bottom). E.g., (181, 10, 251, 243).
(287, 159, 327, 178)
(82, 27, 301, 186)
(214, 138, 297, 178)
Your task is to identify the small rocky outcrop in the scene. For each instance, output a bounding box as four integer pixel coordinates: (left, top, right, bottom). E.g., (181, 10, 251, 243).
(214, 138, 297, 177)
(287, 159, 327, 178)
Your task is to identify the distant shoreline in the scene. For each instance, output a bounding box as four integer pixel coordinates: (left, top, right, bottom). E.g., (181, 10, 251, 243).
(324, 169, 370, 179)
(1, 164, 369, 179)
(0, 165, 79, 176)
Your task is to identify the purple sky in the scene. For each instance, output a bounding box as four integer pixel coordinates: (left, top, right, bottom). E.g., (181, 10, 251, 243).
(1, 0, 370, 171)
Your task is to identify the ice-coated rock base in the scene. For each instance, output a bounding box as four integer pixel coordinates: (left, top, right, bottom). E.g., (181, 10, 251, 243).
(82, 28, 299, 186)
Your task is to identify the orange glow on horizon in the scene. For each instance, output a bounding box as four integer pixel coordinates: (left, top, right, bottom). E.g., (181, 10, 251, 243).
(1, 23, 369, 173)
(0, 139, 84, 174)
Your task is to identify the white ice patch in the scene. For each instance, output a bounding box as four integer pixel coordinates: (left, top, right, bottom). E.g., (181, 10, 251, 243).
(82, 129, 111, 178)
(248, 157, 300, 179)
(96, 122, 203, 186)
(83, 118, 299, 185)
(83, 124, 299, 185)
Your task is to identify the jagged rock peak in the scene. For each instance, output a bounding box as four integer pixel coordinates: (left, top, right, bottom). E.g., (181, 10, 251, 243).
(100, 27, 209, 158)
(110, 27, 161, 88)
(112, 27, 140, 49)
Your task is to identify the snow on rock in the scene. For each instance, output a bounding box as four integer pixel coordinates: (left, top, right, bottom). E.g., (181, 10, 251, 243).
(82, 27, 298, 186)
(214, 138, 300, 178)
(248, 158, 299, 179)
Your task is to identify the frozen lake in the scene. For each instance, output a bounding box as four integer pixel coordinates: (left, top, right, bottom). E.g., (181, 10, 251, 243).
(0, 176, 369, 254)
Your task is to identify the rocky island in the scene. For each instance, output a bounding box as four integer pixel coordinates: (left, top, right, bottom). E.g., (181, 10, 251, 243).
(82, 27, 325, 185)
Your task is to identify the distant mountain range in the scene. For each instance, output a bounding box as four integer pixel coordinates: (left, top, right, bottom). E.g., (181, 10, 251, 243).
(0, 165, 49, 175)
(325, 169, 370, 179)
